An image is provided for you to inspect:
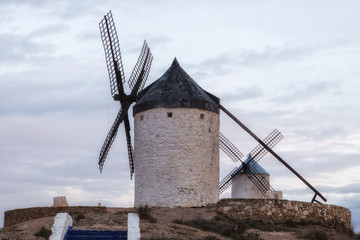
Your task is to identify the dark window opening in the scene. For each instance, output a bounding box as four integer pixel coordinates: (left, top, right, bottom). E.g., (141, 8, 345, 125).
(140, 115, 144, 121)
(200, 113, 205, 119)
(167, 112, 173, 118)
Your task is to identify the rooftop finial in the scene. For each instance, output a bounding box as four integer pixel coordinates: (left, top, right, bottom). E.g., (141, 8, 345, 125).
(171, 57, 180, 67)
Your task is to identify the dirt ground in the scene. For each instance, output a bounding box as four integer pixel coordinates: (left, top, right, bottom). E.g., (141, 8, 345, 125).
(0, 207, 358, 240)
(0, 216, 53, 240)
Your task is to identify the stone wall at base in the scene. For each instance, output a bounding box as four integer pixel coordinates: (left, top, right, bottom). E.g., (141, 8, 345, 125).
(217, 198, 351, 232)
(4, 200, 352, 233)
(4, 206, 107, 227)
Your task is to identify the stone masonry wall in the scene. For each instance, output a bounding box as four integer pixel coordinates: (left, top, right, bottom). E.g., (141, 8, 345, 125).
(217, 198, 352, 232)
(4, 206, 107, 227)
(4, 201, 351, 233)
(134, 108, 219, 207)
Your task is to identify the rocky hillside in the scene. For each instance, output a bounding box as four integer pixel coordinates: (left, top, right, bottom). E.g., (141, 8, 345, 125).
(1, 206, 359, 240)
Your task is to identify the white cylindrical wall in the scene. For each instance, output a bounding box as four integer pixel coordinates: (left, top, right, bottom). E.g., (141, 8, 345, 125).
(231, 175, 270, 199)
(134, 107, 219, 207)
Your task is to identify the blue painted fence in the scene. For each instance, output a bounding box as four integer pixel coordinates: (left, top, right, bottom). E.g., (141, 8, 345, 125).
(64, 226, 127, 240)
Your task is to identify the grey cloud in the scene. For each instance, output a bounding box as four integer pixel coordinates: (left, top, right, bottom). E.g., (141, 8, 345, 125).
(78, 32, 100, 41)
(195, 54, 234, 77)
(121, 35, 172, 58)
(278, 186, 318, 196)
(0, 33, 55, 63)
(0, 0, 47, 7)
(0, 160, 133, 228)
(126, 35, 171, 53)
(286, 183, 360, 196)
(0, 165, 131, 196)
(47, 1, 103, 19)
(271, 81, 334, 103)
(246, 109, 298, 122)
(266, 152, 360, 184)
(193, 39, 360, 78)
(238, 39, 359, 67)
(0, 54, 110, 115)
(236, 44, 316, 67)
(0, 79, 106, 115)
(221, 85, 264, 102)
(195, 43, 319, 76)
(0, 127, 132, 223)
(233, 102, 350, 144)
(277, 184, 360, 198)
(27, 24, 68, 38)
(321, 183, 360, 194)
(147, 36, 171, 47)
(295, 127, 345, 141)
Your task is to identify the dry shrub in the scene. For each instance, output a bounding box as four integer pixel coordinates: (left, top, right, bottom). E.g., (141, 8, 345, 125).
(136, 206, 157, 223)
(303, 230, 328, 240)
(173, 216, 248, 239)
(198, 236, 221, 240)
(141, 238, 169, 240)
(75, 213, 86, 221)
(34, 226, 52, 239)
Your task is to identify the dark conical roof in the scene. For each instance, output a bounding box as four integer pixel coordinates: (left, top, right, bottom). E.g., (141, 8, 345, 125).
(133, 58, 220, 115)
(232, 156, 270, 176)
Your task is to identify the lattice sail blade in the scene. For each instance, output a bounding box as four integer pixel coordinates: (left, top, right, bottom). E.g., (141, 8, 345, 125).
(123, 113, 135, 179)
(99, 11, 125, 96)
(219, 165, 244, 194)
(219, 132, 244, 162)
(128, 40, 153, 93)
(219, 130, 282, 195)
(248, 129, 284, 163)
(245, 157, 274, 195)
(98, 107, 124, 172)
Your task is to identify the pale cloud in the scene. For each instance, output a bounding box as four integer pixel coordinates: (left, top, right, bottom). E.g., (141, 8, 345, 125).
(27, 24, 68, 38)
(0, 33, 55, 63)
(271, 81, 334, 103)
(221, 85, 264, 102)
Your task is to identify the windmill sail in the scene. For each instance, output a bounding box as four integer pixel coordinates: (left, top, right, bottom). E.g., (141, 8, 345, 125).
(99, 11, 125, 96)
(219, 132, 244, 162)
(219, 130, 282, 194)
(248, 129, 283, 164)
(98, 11, 153, 178)
(219, 166, 242, 194)
(245, 156, 274, 195)
(128, 40, 153, 93)
(123, 112, 135, 179)
(99, 106, 124, 172)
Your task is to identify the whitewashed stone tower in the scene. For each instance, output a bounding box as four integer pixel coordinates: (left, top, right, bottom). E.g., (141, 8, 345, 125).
(133, 59, 220, 207)
(231, 157, 270, 199)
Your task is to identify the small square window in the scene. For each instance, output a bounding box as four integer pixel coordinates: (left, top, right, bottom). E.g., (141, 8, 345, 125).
(167, 112, 173, 118)
(140, 115, 144, 121)
(200, 114, 205, 119)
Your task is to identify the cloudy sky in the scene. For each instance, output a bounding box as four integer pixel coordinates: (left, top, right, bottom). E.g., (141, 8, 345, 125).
(1, 0, 359, 230)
